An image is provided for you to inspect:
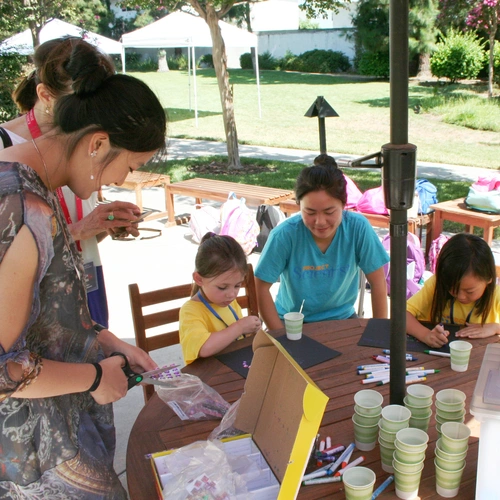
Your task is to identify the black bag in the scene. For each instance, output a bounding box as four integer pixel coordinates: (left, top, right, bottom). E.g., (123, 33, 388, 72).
(254, 204, 285, 253)
(0, 127, 13, 148)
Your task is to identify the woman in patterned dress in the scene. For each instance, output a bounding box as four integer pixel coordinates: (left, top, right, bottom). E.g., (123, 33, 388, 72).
(0, 40, 167, 498)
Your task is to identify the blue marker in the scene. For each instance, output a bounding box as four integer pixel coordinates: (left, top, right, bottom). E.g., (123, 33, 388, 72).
(327, 442, 355, 475)
(372, 475, 394, 499)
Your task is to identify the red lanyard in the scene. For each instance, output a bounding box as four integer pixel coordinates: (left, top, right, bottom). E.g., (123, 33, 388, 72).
(26, 110, 83, 251)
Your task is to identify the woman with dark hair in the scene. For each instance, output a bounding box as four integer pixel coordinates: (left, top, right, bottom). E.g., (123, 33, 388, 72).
(407, 233, 500, 347)
(0, 36, 143, 328)
(0, 40, 167, 497)
(255, 154, 389, 329)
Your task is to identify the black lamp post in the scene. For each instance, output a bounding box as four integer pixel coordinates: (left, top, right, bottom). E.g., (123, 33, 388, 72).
(304, 96, 339, 154)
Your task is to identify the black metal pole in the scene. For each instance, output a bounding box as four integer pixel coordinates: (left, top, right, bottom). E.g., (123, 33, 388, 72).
(385, 0, 417, 405)
(318, 117, 327, 154)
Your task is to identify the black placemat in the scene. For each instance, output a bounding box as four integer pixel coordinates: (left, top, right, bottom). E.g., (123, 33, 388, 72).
(215, 334, 341, 378)
(357, 318, 460, 353)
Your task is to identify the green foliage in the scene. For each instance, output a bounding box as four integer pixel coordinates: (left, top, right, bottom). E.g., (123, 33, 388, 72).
(167, 55, 188, 71)
(430, 29, 487, 82)
(198, 54, 214, 68)
(240, 52, 279, 70)
(357, 51, 390, 77)
(124, 52, 157, 72)
(299, 18, 320, 29)
(494, 43, 500, 85)
(282, 49, 351, 73)
(240, 53, 253, 70)
(0, 54, 27, 121)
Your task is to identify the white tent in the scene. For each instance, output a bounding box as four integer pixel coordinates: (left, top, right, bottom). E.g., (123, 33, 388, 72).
(0, 18, 123, 56)
(121, 11, 261, 124)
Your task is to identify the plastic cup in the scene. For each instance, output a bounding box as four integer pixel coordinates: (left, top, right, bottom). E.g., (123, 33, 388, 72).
(381, 405, 412, 433)
(404, 397, 433, 418)
(378, 419, 398, 442)
(408, 407, 432, 432)
(283, 312, 304, 340)
(435, 455, 465, 472)
(435, 411, 465, 426)
(435, 459, 466, 498)
(378, 437, 396, 473)
(393, 456, 425, 474)
(440, 422, 471, 454)
(343, 466, 376, 500)
(393, 463, 424, 499)
(354, 389, 384, 415)
(406, 384, 434, 407)
(435, 402, 466, 420)
(449, 340, 472, 372)
(394, 444, 426, 465)
(352, 415, 379, 451)
(435, 438, 468, 462)
(354, 408, 381, 426)
(435, 389, 466, 412)
(395, 428, 429, 453)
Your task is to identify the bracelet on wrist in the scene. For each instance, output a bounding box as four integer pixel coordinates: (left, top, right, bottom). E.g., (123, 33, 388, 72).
(88, 363, 103, 392)
(93, 323, 107, 336)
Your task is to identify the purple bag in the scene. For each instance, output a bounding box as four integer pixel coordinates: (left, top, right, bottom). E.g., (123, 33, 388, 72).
(356, 186, 389, 215)
(382, 232, 425, 299)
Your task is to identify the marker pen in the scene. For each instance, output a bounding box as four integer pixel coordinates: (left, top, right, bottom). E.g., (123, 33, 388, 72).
(303, 475, 343, 485)
(371, 475, 394, 499)
(357, 363, 390, 370)
(334, 456, 365, 476)
(377, 376, 426, 386)
(326, 436, 332, 449)
(326, 442, 355, 475)
(424, 350, 451, 358)
(340, 448, 354, 469)
(407, 369, 440, 376)
(358, 367, 390, 375)
(373, 355, 391, 363)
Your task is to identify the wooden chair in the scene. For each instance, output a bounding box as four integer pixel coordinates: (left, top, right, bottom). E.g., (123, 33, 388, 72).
(129, 263, 259, 403)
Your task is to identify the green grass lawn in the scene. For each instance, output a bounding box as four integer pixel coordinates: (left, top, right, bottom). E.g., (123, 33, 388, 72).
(134, 69, 500, 170)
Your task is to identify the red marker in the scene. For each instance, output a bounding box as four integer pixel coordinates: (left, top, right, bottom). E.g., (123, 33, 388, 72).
(340, 448, 354, 469)
(335, 456, 365, 476)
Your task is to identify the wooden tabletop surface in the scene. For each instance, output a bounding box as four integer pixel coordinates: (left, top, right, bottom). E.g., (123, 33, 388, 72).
(126, 318, 494, 499)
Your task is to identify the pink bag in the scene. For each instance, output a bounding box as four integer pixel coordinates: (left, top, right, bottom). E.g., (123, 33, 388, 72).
(471, 174, 500, 192)
(356, 186, 389, 215)
(344, 174, 363, 209)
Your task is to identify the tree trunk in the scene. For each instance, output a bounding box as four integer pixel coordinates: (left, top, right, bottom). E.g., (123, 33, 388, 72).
(193, 5, 241, 169)
(416, 53, 431, 79)
(488, 17, 497, 99)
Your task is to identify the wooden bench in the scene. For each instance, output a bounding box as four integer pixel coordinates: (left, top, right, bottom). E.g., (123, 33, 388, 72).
(165, 177, 294, 227)
(279, 198, 434, 258)
(99, 171, 171, 222)
(430, 198, 500, 247)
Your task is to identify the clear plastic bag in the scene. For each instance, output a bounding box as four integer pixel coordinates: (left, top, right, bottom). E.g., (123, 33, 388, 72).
(209, 399, 245, 440)
(156, 373, 230, 421)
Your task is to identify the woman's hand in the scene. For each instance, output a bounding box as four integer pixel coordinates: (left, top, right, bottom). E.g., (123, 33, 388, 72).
(69, 200, 141, 241)
(457, 323, 500, 339)
(90, 356, 129, 404)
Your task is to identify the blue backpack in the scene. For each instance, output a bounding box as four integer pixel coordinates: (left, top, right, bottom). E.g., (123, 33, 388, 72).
(415, 179, 438, 214)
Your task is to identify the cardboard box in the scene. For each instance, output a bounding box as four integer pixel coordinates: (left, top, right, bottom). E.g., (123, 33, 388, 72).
(151, 329, 329, 499)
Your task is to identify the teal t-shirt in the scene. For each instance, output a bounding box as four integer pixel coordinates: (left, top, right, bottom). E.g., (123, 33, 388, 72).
(255, 211, 389, 321)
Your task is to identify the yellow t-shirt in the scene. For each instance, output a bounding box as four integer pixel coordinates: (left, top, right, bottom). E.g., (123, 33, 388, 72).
(179, 298, 243, 364)
(407, 274, 500, 324)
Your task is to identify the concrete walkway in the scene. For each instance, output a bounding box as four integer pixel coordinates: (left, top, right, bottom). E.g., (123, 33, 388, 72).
(105, 139, 497, 496)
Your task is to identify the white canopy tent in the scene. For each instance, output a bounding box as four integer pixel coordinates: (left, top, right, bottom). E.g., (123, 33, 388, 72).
(121, 11, 261, 125)
(0, 18, 123, 56)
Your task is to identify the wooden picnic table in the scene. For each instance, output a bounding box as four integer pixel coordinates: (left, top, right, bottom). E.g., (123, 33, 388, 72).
(126, 318, 491, 499)
(165, 177, 294, 226)
(430, 198, 500, 246)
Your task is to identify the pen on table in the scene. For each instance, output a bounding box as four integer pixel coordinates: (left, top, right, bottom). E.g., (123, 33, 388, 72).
(381, 353, 418, 361)
(407, 369, 440, 376)
(358, 367, 390, 375)
(357, 363, 390, 370)
(371, 475, 394, 499)
(383, 349, 417, 358)
(326, 442, 355, 475)
(323, 444, 345, 456)
(424, 350, 451, 358)
(340, 447, 354, 469)
(373, 355, 391, 363)
(326, 436, 332, 449)
(303, 475, 343, 485)
(319, 440, 325, 452)
(377, 376, 427, 386)
(334, 456, 365, 476)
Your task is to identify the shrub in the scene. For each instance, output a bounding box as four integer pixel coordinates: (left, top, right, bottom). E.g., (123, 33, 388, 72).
(198, 54, 213, 68)
(494, 43, 500, 85)
(357, 51, 389, 77)
(430, 29, 486, 83)
(240, 52, 253, 70)
(167, 55, 188, 71)
(0, 54, 26, 121)
(281, 49, 351, 73)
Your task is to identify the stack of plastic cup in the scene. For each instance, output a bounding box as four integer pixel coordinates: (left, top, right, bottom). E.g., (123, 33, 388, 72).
(342, 467, 377, 500)
(378, 405, 411, 473)
(392, 427, 429, 499)
(435, 389, 466, 436)
(434, 422, 470, 497)
(353, 389, 383, 451)
(404, 384, 434, 432)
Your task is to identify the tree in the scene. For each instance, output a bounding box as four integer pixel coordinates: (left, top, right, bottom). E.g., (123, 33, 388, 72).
(2, 0, 108, 47)
(127, 0, 348, 168)
(466, 0, 499, 97)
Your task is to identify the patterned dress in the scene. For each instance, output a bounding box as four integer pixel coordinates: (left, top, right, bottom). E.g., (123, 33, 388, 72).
(0, 162, 126, 499)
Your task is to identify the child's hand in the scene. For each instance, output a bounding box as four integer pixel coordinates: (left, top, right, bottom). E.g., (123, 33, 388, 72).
(457, 323, 500, 339)
(237, 315, 262, 335)
(426, 324, 450, 348)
